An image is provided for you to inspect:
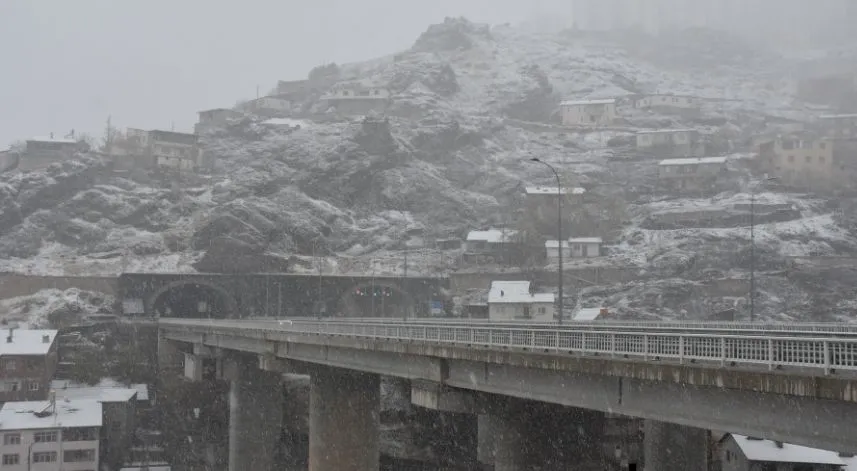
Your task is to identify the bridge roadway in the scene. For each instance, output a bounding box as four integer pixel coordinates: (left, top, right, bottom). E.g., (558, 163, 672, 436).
(160, 317, 857, 468)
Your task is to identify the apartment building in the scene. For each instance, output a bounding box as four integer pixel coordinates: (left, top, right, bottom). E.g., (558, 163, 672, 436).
(758, 136, 837, 189)
(195, 108, 243, 134)
(636, 129, 702, 157)
(658, 157, 728, 192)
(0, 329, 58, 403)
(0, 398, 101, 471)
(19, 137, 81, 172)
(149, 130, 202, 171)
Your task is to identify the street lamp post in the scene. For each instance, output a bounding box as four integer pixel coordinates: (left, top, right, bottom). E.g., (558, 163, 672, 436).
(529, 158, 564, 324)
(749, 177, 778, 322)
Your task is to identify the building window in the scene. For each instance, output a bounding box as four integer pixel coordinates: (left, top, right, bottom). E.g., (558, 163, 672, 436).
(788, 155, 795, 163)
(62, 428, 97, 442)
(33, 451, 57, 463)
(2, 454, 19, 465)
(28, 381, 40, 391)
(782, 141, 795, 150)
(538, 307, 546, 314)
(111, 420, 122, 432)
(3, 433, 20, 445)
(342, 91, 349, 96)
(63, 449, 96, 462)
(2, 359, 17, 371)
(34, 431, 58, 443)
(8, 381, 19, 392)
(806, 155, 812, 163)
(820, 156, 826, 163)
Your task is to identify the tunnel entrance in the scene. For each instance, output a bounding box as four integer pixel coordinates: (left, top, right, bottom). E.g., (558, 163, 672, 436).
(151, 281, 235, 318)
(339, 282, 414, 318)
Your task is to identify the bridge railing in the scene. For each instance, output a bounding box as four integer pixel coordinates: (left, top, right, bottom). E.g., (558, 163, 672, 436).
(244, 316, 857, 336)
(233, 320, 857, 375)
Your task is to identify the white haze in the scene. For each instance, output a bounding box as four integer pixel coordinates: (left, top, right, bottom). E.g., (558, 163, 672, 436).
(1, 0, 854, 147)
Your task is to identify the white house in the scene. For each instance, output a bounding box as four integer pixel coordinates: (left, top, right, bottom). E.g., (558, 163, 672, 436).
(634, 94, 703, 111)
(195, 108, 243, 134)
(719, 434, 846, 471)
(464, 229, 518, 253)
(546, 237, 602, 261)
(488, 281, 555, 321)
(635, 129, 701, 156)
(321, 85, 391, 115)
(569, 237, 602, 258)
(560, 99, 617, 126)
(0, 398, 102, 471)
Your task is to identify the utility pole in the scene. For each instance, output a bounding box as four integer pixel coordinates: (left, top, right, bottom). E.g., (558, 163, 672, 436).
(530, 158, 564, 324)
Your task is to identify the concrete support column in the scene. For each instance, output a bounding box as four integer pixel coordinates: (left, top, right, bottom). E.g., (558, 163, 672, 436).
(644, 420, 708, 471)
(493, 413, 528, 471)
(477, 414, 496, 468)
(309, 367, 380, 471)
(228, 370, 284, 471)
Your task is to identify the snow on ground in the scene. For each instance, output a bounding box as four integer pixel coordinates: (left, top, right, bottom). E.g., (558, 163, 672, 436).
(0, 288, 114, 328)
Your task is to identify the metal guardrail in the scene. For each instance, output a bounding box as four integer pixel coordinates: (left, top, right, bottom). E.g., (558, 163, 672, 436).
(243, 317, 857, 336)
(162, 319, 857, 375)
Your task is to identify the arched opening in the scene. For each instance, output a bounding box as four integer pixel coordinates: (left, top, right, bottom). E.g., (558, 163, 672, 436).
(150, 281, 236, 319)
(337, 282, 415, 318)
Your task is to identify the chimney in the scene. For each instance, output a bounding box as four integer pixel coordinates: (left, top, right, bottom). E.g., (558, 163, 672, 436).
(500, 290, 505, 297)
(6, 327, 14, 344)
(774, 441, 784, 449)
(42, 334, 50, 344)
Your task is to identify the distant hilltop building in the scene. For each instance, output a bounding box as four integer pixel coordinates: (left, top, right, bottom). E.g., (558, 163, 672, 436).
(111, 128, 205, 173)
(320, 84, 391, 116)
(18, 135, 84, 172)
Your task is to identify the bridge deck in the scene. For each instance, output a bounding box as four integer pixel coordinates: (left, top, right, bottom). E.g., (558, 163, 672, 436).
(161, 318, 857, 376)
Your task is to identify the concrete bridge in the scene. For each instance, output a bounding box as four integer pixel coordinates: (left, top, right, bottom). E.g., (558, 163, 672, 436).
(159, 318, 857, 471)
(119, 272, 447, 318)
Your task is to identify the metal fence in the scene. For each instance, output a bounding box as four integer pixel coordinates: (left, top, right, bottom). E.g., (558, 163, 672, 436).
(162, 319, 857, 375)
(244, 316, 857, 336)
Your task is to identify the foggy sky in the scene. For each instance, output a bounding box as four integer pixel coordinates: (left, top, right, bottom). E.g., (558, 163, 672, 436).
(0, 0, 571, 147)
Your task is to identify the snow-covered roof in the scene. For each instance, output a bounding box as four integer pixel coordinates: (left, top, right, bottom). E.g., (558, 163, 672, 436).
(0, 329, 57, 356)
(120, 464, 170, 471)
(466, 229, 518, 243)
(50, 383, 137, 403)
(525, 186, 586, 196)
(658, 157, 727, 166)
(545, 240, 569, 248)
(28, 137, 77, 144)
(51, 379, 149, 402)
(560, 99, 616, 106)
(636, 128, 698, 134)
(729, 435, 845, 466)
(639, 93, 700, 98)
(569, 237, 603, 244)
(262, 118, 308, 127)
(572, 307, 604, 321)
(488, 281, 554, 304)
(0, 399, 102, 430)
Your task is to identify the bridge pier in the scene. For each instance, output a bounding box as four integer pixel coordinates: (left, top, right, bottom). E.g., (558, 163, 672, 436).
(223, 358, 284, 471)
(477, 414, 496, 469)
(643, 420, 709, 471)
(309, 366, 380, 471)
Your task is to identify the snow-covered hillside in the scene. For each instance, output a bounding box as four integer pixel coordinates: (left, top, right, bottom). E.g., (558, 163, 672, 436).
(3, 18, 857, 321)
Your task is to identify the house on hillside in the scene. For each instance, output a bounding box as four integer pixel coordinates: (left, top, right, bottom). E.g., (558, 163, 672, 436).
(19, 136, 82, 172)
(658, 157, 728, 192)
(758, 135, 838, 189)
(488, 281, 555, 321)
(545, 237, 602, 262)
(195, 108, 243, 134)
(524, 186, 586, 223)
(636, 129, 702, 157)
(719, 434, 847, 471)
(237, 96, 291, 117)
(150, 130, 203, 171)
(463, 229, 520, 264)
(634, 94, 703, 113)
(560, 99, 617, 126)
(571, 307, 609, 321)
(321, 85, 391, 115)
